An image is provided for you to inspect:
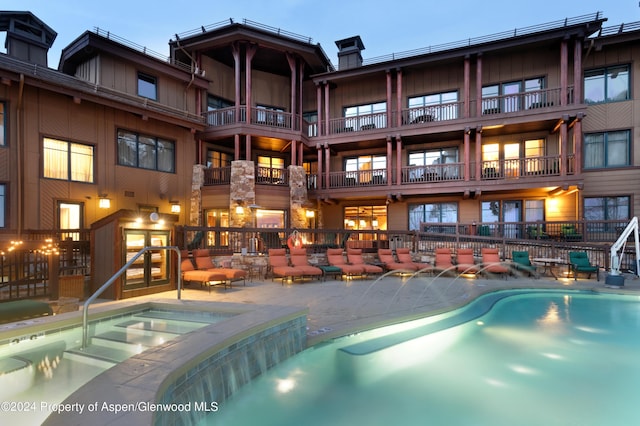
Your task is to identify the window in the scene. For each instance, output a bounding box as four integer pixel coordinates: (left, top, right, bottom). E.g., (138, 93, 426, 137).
(206, 95, 234, 125)
(58, 201, 83, 241)
(256, 105, 285, 126)
(584, 130, 630, 169)
(482, 77, 544, 113)
(584, 196, 630, 221)
(117, 130, 175, 172)
(0, 101, 5, 146)
(408, 91, 458, 121)
(0, 183, 5, 228)
(344, 102, 386, 130)
(409, 203, 457, 231)
(409, 148, 459, 180)
(204, 209, 230, 247)
(303, 111, 318, 137)
(525, 200, 545, 222)
(43, 138, 94, 182)
(584, 65, 630, 104)
(345, 155, 387, 183)
(138, 72, 157, 100)
(206, 149, 232, 168)
(257, 155, 286, 183)
(344, 206, 387, 231)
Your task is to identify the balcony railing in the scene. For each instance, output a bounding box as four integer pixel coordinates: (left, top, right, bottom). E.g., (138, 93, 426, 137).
(204, 166, 232, 185)
(203, 106, 299, 130)
(256, 166, 288, 185)
(328, 112, 388, 135)
(471, 87, 573, 116)
(402, 163, 465, 183)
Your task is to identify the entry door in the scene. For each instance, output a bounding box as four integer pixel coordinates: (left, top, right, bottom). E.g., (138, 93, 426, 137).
(503, 200, 522, 238)
(504, 143, 520, 177)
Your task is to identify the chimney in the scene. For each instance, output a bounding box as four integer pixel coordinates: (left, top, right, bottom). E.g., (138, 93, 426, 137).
(335, 36, 365, 69)
(0, 11, 57, 67)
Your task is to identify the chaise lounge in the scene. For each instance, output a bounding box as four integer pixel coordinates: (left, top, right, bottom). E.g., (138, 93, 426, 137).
(326, 248, 365, 279)
(192, 249, 247, 287)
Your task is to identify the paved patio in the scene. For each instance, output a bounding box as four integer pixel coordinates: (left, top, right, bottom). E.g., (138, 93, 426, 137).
(142, 269, 640, 346)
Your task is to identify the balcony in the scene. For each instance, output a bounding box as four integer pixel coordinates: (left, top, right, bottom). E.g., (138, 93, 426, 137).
(202, 166, 289, 186)
(202, 86, 577, 138)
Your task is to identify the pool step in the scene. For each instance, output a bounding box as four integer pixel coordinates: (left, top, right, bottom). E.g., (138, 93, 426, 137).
(91, 330, 168, 350)
(133, 309, 228, 325)
(64, 345, 132, 367)
(114, 318, 202, 335)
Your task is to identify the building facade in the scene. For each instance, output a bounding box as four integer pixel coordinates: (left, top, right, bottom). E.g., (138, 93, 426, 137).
(0, 11, 638, 248)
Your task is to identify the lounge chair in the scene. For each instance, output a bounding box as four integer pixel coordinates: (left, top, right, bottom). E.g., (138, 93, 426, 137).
(456, 248, 479, 275)
(377, 249, 416, 273)
(326, 248, 365, 278)
(192, 249, 247, 287)
(434, 247, 455, 273)
(289, 248, 323, 281)
(568, 251, 600, 281)
(395, 248, 433, 273)
(346, 248, 384, 276)
(268, 248, 305, 284)
(180, 253, 228, 291)
(511, 251, 538, 277)
(481, 248, 510, 278)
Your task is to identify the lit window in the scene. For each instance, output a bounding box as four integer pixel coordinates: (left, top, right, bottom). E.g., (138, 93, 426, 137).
(409, 203, 457, 231)
(408, 91, 458, 121)
(344, 102, 386, 130)
(138, 72, 157, 100)
(0, 102, 5, 146)
(0, 183, 5, 228)
(43, 138, 94, 182)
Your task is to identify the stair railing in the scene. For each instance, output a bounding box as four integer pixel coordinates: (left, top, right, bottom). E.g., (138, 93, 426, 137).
(81, 246, 181, 349)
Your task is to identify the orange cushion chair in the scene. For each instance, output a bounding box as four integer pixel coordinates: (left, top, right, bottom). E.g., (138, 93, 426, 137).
(456, 248, 479, 275)
(377, 248, 415, 272)
(346, 248, 383, 275)
(192, 249, 247, 286)
(289, 248, 323, 280)
(434, 247, 454, 272)
(268, 248, 305, 283)
(481, 247, 509, 278)
(180, 254, 228, 291)
(395, 248, 432, 273)
(326, 248, 365, 278)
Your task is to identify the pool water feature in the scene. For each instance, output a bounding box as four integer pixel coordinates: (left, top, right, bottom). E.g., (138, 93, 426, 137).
(0, 307, 233, 425)
(208, 290, 640, 426)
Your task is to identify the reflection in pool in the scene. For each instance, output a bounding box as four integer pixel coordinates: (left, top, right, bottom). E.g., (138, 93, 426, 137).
(207, 290, 640, 426)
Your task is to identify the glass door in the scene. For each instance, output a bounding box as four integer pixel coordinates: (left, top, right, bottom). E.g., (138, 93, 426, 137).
(124, 230, 170, 290)
(503, 200, 523, 238)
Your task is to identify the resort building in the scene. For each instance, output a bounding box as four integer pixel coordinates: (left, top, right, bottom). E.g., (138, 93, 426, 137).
(0, 11, 638, 297)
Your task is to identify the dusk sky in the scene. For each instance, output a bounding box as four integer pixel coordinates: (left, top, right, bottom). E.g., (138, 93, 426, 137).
(7, 1, 639, 67)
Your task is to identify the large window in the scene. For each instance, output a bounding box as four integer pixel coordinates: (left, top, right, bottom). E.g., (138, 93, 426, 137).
(409, 203, 457, 231)
(0, 183, 5, 228)
(584, 196, 630, 221)
(117, 130, 175, 173)
(206, 149, 232, 168)
(345, 154, 387, 184)
(584, 65, 629, 104)
(344, 102, 386, 130)
(408, 91, 458, 121)
(256, 105, 285, 126)
(206, 95, 234, 125)
(409, 148, 459, 180)
(43, 137, 94, 182)
(0, 101, 5, 146)
(58, 201, 83, 241)
(482, 77, 544, 113)
(344, 206, 387, 231)
(137, 72, 157, 100)
(584, 130, 630, 169)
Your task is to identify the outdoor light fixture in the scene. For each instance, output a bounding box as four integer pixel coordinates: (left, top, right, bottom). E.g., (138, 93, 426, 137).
(306, 210, 315, 218)
(170, 201, 181, 213)
(235, 205, 244, 214)
(98, 194, 111, 209)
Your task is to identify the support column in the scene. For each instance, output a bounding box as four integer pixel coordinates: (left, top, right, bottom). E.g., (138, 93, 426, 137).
(395, 136, 402, 185)
(298, 142, 303, 166)
(386, 136, 393, 186)
(232, 42, 241, 123)
(298, 62, 304, 131)
(560, 39, 568, 106)
(560, 116, 568, 176)
(287, 53, 297, 130)
(234, 135, 241, 160)
(396, 68, 403, 127)
(475, 127, 482, 181)
(573, 39, 582, 103)
(316, 83, 323, 136)
(573, 114, 583, 175)
(245, 44, 257, 161)
(245, 136, 251, 160)
(464, 128, 471, 181)
(324, 143, 330, 189)
(475, 54, 483, 117)
(463, 56, 470, 118)
(316, 144, 323, 189)
(291, 139, 297, 166)
(324, 82, 330, 135)
(386, 70, 393, 128)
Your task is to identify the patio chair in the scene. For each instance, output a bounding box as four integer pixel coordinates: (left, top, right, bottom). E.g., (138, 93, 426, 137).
(434, 247, 454, 273)
(267, 248, 305, 284)
(456, 248, 479, 275)
(326, 248, 365, 278)
(511, 251, 538, 278)
(180, 252, 228, 292)
(377, 248, 416, 272)
(395, 248, 433, 273)
(289, 248, 323, 281)
(346, 248, 384, 276)
(192, 249, 247, 287)
(481, 248, 510, 278)
(561, 225, 583, 242)
(568, 251, 600, 281)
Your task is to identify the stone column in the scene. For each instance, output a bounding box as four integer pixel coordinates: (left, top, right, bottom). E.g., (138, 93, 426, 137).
(229, 160, 255, 228)
(190, 164, 205, 226)
(289, 165, 308, 229)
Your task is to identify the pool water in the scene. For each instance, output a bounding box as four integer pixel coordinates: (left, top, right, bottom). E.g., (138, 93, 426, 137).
(0, 308, 232, 425)
(209, 291, 640, 426)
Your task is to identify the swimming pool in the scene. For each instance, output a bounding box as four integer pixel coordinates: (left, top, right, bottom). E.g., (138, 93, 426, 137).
(207, 290, 640, 426)
(0, 303, 235, 425)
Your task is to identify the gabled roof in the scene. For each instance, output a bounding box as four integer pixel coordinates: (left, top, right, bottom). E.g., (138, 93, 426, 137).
(0, 11, 57, 48)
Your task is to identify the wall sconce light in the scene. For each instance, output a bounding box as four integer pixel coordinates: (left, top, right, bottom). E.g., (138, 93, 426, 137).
(235, 205, 245, 214)
(306, 210, 315, 218)
(98, 194, 111, 209)
(170, 201, 181, 213)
